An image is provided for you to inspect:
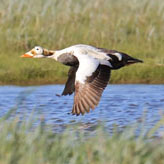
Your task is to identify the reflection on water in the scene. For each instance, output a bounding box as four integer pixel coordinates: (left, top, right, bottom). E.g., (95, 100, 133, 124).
(0, 85, 164, 133)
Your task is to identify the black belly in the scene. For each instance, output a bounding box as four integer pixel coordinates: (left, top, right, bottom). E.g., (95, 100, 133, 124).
(57, 53, 79, 66)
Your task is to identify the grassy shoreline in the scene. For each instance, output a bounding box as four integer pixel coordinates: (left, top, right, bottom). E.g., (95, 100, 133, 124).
(0, 59, 163, 85)
(0, 0, 164, 85)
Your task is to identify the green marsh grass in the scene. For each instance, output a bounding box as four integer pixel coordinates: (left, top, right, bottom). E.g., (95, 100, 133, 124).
(0, 0, 164, 84)
(0, 113, 164, 164)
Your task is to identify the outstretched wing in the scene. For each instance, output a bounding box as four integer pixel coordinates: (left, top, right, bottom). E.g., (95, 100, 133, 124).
(62, 66, 78, 95)
(72, 65, 111, 115)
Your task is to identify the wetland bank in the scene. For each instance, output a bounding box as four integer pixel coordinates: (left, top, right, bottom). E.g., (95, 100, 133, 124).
(0, 0, 164, 85)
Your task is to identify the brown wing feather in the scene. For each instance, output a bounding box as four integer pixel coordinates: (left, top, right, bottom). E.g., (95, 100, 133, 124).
(72, 65, 111, 116)
(62, 66, 78, 95)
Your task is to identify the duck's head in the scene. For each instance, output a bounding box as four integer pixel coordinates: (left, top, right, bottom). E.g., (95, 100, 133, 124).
(21, 46, 54, 58)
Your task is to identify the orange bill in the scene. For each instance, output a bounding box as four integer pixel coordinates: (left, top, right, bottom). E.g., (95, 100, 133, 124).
(21, 54, 33, 58)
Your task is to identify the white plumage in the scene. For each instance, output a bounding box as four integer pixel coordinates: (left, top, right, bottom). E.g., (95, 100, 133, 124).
(75, 54, 99, 84)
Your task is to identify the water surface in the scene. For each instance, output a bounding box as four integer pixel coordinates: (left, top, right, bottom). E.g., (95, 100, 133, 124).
(0, 85, 164, 133)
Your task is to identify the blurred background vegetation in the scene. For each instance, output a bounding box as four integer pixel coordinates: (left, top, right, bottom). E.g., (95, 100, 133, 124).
(0, 0, 164, 85)
(0, 113, 164, 164)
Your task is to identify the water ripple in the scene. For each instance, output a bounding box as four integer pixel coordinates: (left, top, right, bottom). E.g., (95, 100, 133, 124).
(0, 84, 164, 133)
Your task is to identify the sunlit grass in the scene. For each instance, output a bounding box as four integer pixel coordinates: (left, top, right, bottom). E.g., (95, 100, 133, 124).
(0, 112, 164, 164)
(0, 0, 164, 84)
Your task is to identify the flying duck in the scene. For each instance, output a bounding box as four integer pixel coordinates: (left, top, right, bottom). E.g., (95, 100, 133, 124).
(21, 44, 143, 116)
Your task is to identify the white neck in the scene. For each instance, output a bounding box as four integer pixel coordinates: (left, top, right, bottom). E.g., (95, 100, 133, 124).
(48, 47, 73, 60)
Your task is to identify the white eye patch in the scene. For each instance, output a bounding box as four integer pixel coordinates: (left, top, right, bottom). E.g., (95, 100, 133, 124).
(34, 46, 43, 54)
(113, 52, 122, 61)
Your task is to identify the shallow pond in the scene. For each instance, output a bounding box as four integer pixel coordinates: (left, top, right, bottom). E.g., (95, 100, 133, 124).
(0, 85, 164, 133)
